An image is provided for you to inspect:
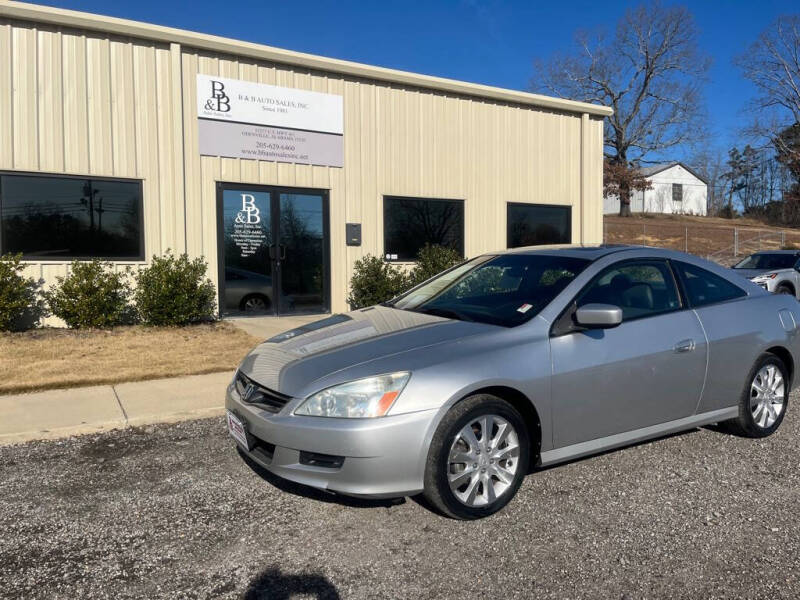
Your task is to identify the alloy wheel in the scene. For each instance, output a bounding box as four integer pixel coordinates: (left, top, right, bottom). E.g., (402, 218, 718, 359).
(243, 296, 268, 312)
(447, 414, 520, 507)
(750, 364, 786, 429)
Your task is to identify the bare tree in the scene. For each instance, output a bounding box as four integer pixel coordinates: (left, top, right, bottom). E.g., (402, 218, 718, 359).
(532, 2, 709, 216)
(736, 16, 800, 178)
(691, 147, 728, 216)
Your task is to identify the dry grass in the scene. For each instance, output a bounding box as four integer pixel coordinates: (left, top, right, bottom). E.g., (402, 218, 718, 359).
(605, 213, 800, 231)
(605, 214, 800, 262)
(0, 322, 260, 395)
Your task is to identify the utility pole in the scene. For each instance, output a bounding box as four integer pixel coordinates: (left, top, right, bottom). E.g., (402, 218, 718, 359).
(81, 181, 98, 234)
(95, 197, 104, 234)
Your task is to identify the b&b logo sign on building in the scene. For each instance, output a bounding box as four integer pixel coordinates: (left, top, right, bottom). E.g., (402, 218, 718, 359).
(230, 193, 266, 258)
(236, 194, 260, 225)
(205, 80, 231, 113)
(197, 74, 343, 167)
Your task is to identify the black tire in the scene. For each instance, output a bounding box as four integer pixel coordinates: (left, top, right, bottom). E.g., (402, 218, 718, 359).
(726, 353, 789, 438)
(423, 394, 530, 519)
(239, 294, 271, 312)
(775, 284, 794, 296)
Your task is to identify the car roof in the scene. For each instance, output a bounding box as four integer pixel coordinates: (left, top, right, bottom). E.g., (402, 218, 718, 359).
(750, 250, 800, 255)
(496, 244, 650, 261)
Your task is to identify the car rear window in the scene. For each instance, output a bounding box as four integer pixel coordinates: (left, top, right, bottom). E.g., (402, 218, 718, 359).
(673, 261, 746, 307)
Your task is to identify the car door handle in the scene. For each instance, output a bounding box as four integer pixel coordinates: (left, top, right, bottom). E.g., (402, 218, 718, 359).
(673, 339, 695, 353)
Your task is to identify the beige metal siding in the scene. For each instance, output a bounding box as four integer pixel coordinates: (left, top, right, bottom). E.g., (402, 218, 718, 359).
(0, 20, 185, 290)
(184, 51, 602, 311)
(1, 13, 606, 318)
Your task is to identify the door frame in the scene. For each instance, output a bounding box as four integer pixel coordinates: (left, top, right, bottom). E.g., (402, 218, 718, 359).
(215, 182, 331, 317)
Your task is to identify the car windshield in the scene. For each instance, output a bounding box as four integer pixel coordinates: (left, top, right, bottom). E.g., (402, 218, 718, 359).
(389, 253, 590, 327)
(733, 253, 798, 270)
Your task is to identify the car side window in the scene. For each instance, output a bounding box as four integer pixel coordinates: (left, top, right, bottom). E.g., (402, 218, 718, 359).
(673, 261, 746, 307)
(576, 260, 681, 322)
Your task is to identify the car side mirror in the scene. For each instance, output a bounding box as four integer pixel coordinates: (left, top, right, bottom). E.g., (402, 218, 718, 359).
(575, 303, 623, 328)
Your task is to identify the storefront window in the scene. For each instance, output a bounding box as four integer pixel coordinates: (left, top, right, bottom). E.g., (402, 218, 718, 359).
(507, 203, 571, 248)
(0, 173, 143, 259)
(383, 196, 464, 261)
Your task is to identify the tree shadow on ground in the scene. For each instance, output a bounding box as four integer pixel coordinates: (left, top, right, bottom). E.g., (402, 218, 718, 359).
(243, 566, 340, 600)
(237, 447, 405, 510)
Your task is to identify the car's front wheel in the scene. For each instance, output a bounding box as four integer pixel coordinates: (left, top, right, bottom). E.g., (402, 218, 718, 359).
(423, 394, 530, 519)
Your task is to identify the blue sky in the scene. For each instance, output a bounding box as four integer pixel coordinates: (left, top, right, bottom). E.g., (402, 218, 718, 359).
(41, 0, 800, 162)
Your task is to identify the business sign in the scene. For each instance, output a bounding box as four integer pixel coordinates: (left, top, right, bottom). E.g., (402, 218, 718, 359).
(198, 119, 343, 167)
(197, 74, 343, 167)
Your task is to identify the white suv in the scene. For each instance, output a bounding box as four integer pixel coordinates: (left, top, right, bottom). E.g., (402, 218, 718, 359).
(731, 251, 800, 297)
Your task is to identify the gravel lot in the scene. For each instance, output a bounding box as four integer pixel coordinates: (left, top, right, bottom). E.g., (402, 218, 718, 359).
(1, 393, 799, 599)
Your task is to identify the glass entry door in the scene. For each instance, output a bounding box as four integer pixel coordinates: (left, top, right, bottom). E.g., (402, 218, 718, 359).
(219, 184, 329, 316)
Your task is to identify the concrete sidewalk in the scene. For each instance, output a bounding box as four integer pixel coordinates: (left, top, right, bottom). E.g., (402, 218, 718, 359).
(0, 315, 328, 446)
(0, 371, 234, 445)
(227, 313, 323, 339)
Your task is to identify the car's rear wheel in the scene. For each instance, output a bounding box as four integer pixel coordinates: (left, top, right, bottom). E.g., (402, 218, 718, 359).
(423, 394, 529, 519)
(727, 353, 788, 438)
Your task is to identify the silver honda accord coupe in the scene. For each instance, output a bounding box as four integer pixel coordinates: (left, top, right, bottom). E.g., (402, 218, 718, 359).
(226, 245, 799, 519)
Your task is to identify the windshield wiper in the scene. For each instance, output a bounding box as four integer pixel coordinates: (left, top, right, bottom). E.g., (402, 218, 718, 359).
(414, 307, 475, 322)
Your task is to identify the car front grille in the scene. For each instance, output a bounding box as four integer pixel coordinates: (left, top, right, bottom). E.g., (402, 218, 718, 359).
(234, 371, 292, 414)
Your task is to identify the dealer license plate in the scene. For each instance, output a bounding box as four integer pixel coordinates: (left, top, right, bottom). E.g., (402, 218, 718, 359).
(226, 410, 252, 450)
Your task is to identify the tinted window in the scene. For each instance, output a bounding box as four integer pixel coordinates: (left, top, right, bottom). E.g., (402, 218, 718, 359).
(674, 261, 746, 307)
(578, 260, 681, 321)
(733, 253, 799, 270)
(391, 253, 589, 327)
(383, 196, 464, 261)
(0, 173, 143, 259)
(507, 203, 571, 248)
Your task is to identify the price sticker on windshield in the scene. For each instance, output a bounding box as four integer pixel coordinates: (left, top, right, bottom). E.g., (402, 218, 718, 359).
(517, 303, 533, 313)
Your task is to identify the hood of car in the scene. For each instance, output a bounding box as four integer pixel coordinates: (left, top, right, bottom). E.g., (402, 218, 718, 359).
(238, 305, 496, 398)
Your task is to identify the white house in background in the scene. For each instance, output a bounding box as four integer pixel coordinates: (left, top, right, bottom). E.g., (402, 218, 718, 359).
(603, 162, 708, 216)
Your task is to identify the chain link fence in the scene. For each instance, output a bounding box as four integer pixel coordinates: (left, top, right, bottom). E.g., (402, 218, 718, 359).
(603, 221, 800, 266)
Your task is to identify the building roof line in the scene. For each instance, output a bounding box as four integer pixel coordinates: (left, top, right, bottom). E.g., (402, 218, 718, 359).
(0, 1, 613, 118)
(639, 162, 708, 184)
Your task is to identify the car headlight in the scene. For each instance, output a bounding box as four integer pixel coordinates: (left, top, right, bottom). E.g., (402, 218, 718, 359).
(752, 273, 778, 282)
(294, 372, 411, 418)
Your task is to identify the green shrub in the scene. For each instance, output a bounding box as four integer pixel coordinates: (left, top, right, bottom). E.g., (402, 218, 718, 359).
(408, 244, 463, 287)
(44, 260, 133, 328)
(134, 252, 216, 326)
(347, 255, 410, 309)
(0, 253, 47, 331)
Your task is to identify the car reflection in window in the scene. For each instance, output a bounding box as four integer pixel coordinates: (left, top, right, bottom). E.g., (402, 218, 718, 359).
(224, 267, 273, 313)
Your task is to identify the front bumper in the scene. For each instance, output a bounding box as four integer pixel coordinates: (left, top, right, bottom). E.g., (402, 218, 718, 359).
(749, 277, 776, 292)
(753, 280, 771, 291)
(225, 383, 439, 498)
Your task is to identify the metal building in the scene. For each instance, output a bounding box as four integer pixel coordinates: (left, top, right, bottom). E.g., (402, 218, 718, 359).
(0, 1, 611, 319)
